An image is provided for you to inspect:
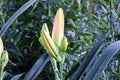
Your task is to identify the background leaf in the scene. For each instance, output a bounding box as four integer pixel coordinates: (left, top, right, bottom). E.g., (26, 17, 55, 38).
(24, 53, 50, 80)
(84, 40, 120, 80)
(11, 73, 23, 80)
(0, 0, 37, 37)
(0, 0, 119, 79)
(71, 37, 107, 80)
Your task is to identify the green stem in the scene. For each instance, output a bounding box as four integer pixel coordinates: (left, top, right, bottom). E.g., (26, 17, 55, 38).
(77, 0, 81, 16)
(60, 52, 65, 80)
(50, 52, 65, 80)
(0, 66, 3, 80)
(0, 53, 4, 80)
(51, 58, 60, 80)
(103, 71, 106, 80)
(60, 62, 64, 80)
(110, 0, 114, 9)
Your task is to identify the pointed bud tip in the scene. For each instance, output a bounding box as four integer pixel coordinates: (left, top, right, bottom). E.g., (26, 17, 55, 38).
(57, 8, 63, 12)
(41, 23, 49, 33)
(56, 8, 64, 17)
(43, 23, 47, 27)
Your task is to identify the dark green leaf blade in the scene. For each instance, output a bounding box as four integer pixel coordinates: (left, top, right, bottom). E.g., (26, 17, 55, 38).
(24, 53, 50, 80)
(11, 73, 23, 80)
(84, 40, 120, 80)
(80, 41, 107, 79)
(0, 0, 37, 37)
(71, 38, 106, 80)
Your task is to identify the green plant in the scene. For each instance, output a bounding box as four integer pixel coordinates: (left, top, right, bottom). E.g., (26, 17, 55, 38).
(39, 8, 68, 80)
(0, 0, 120, 80)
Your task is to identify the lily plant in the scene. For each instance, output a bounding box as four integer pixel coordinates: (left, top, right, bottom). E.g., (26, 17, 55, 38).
(0, 38, 9, 80)
(39, 8, 68, 80)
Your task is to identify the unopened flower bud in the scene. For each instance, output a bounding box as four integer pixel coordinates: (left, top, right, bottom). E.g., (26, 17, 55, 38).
(60, 37, 68, 52)
(0, 51, 9, 68)
(39, 24, 61, 62)
(52, 8, 64, 47)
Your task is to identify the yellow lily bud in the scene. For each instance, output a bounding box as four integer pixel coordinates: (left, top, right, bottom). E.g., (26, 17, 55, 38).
(0, 38, 3, 57)
(39, 24, 61, 62)
(52, 8, 64, 47)
(0, 51, 9, 68)
(60, 37, 68, 52)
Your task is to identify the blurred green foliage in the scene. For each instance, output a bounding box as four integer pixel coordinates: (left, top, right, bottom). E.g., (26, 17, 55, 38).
(0, 0, 120, 80)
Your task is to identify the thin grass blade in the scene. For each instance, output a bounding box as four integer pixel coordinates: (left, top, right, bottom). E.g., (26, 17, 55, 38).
(0, 0, 37, 37)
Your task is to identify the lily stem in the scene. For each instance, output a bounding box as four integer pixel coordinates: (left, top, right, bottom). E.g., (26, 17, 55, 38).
(0, 66, 3, 80)
(51, 58, 60, 80)
(60, 52, 65, 80)
(60, 62, 64, 80)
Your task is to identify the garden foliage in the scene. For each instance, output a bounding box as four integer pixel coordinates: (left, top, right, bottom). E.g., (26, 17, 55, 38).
(0, 0, 120, 80)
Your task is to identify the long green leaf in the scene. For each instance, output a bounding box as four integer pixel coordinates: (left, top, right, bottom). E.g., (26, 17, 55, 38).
(71, 38, 106, 80)
(0, 0, 37, 37)
(80, 41, 107, 79)
(84, 40, 120, 80)
(11, 73, 23, 80)
(24, 53, 50, 80)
